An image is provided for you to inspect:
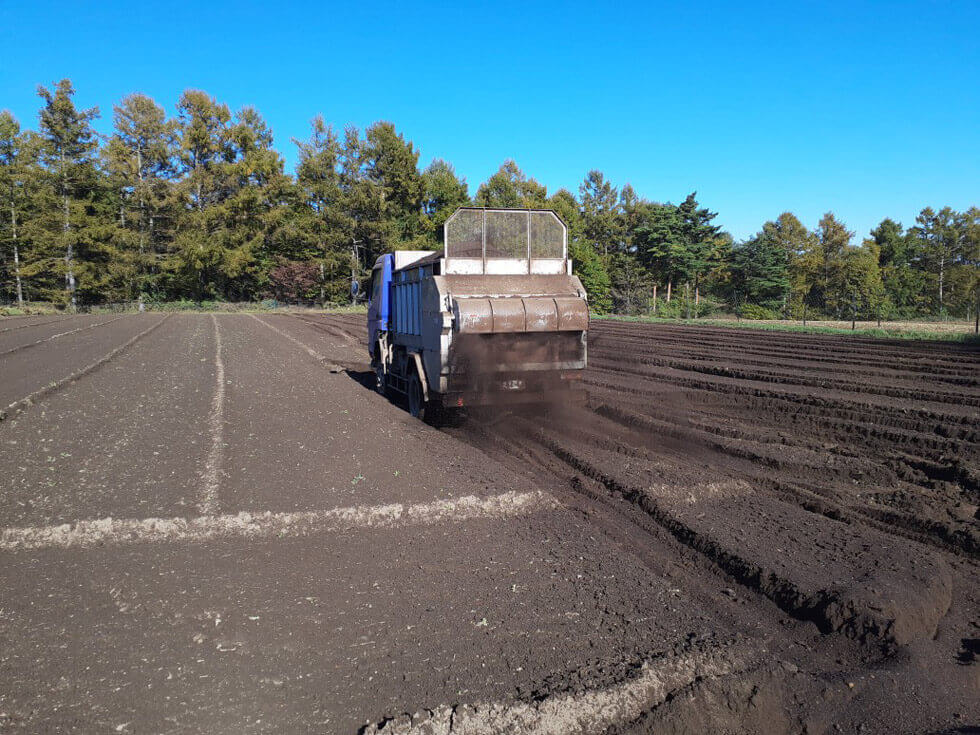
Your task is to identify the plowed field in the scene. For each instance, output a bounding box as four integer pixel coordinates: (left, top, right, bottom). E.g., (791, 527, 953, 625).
(0, 312, 976, 734)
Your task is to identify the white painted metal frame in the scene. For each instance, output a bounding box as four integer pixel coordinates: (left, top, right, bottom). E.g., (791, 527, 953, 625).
(443, 208, 567, 275)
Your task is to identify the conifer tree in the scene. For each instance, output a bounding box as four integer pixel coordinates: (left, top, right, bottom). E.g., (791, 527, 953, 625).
(633, 201, 683, 296)
(220, 106, 293, 299)
(421, 159, 469, 240)
(910, 206, 968, 314)
(173, 89, 231, 298)
(294, 116, 348, 303)
(30, 80, 101, 309)
(364, 122, 425, 249)
(548, 187, 612, 312)
(818, 212, 855, 317)
(338, 126, 385, 300)
(579, 170, 622, 256)
(732, 223, 791, 307)
(105, 93, 178, 299)
(474, 161, 547, 208)
(0, 111, 28, 305)
(867, 218, 924, 317)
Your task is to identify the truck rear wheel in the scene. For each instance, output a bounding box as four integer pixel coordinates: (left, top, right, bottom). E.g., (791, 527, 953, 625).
(407, 373, 426, 419)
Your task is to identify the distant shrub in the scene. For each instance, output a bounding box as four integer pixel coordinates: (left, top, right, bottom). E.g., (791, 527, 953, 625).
(692, 299, 723, 318)
(630, 296, 723, 319)
(1, 302, 61, 316)
(738, 303, 782, 320)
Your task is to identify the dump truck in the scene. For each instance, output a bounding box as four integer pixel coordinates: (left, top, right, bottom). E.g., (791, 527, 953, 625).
(367, 207, 589, 419)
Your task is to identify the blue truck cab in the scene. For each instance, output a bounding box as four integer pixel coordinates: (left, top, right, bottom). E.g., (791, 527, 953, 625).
(367, 254, 393, 359)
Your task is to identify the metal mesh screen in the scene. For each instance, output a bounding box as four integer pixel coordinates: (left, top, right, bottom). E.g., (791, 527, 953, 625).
(529, 211, 564, 258)
(445, 209, 483, 259)
(445, 209, 567, 263)
(485, 210, 528, 259)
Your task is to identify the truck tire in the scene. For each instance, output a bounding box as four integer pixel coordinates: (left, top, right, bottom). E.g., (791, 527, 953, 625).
(374, 363, 387, 396)
(407, 372, 426, 419)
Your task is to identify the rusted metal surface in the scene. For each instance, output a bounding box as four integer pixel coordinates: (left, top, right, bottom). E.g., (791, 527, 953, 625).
(554, 297, 589, 331)
(454, 299, 493, 334)
(453, 297, 587, 335)
(445, 274, 583, 298)
(448, 273, 587, 340)
(490, 298, 526, 333)
(523, 298, 559, 332)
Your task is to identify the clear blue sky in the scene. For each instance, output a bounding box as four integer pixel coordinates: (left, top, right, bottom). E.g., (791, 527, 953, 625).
(1, 0, 977, 241)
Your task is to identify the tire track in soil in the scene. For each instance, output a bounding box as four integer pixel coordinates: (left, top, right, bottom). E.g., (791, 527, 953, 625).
(460, 410, 954, 651)
(290, 312, 363, 344)
(249, 313, 329, 361)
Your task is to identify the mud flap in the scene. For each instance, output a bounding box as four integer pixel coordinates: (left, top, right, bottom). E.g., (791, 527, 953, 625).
(409, 352, 429, 401)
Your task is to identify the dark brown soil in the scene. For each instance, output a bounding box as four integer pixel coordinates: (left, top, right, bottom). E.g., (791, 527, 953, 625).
(0, 314, 977, 734)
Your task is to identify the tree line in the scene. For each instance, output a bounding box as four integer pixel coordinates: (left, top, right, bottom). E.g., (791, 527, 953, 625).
(1, 80, 977, 318)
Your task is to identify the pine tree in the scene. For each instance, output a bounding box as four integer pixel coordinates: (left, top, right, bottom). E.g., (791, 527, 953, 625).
(579, 170, 622, 256)
(293, 116, 348, 303)
(732, 224, 791, 308)
(338, 125, 386, 300)
(105, 93, 178, 300)
(218, 107, 282, 297)
(633, 201, 683, 296)
(421, 159, 469, 241)
(364, 122, 425, 249)
(0, 111, 28, 305)
(172, 89, 232, 299)
(619, 183, 642, 255)
(676, 192, 721, 299)
(30, 80, 101, 309)
(867, 218, 924, 317)
(546, 188, 612, 312)
(910, 206, 968, 315)
(803, 212, 852, 316)
(474, 161, 547, 208)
